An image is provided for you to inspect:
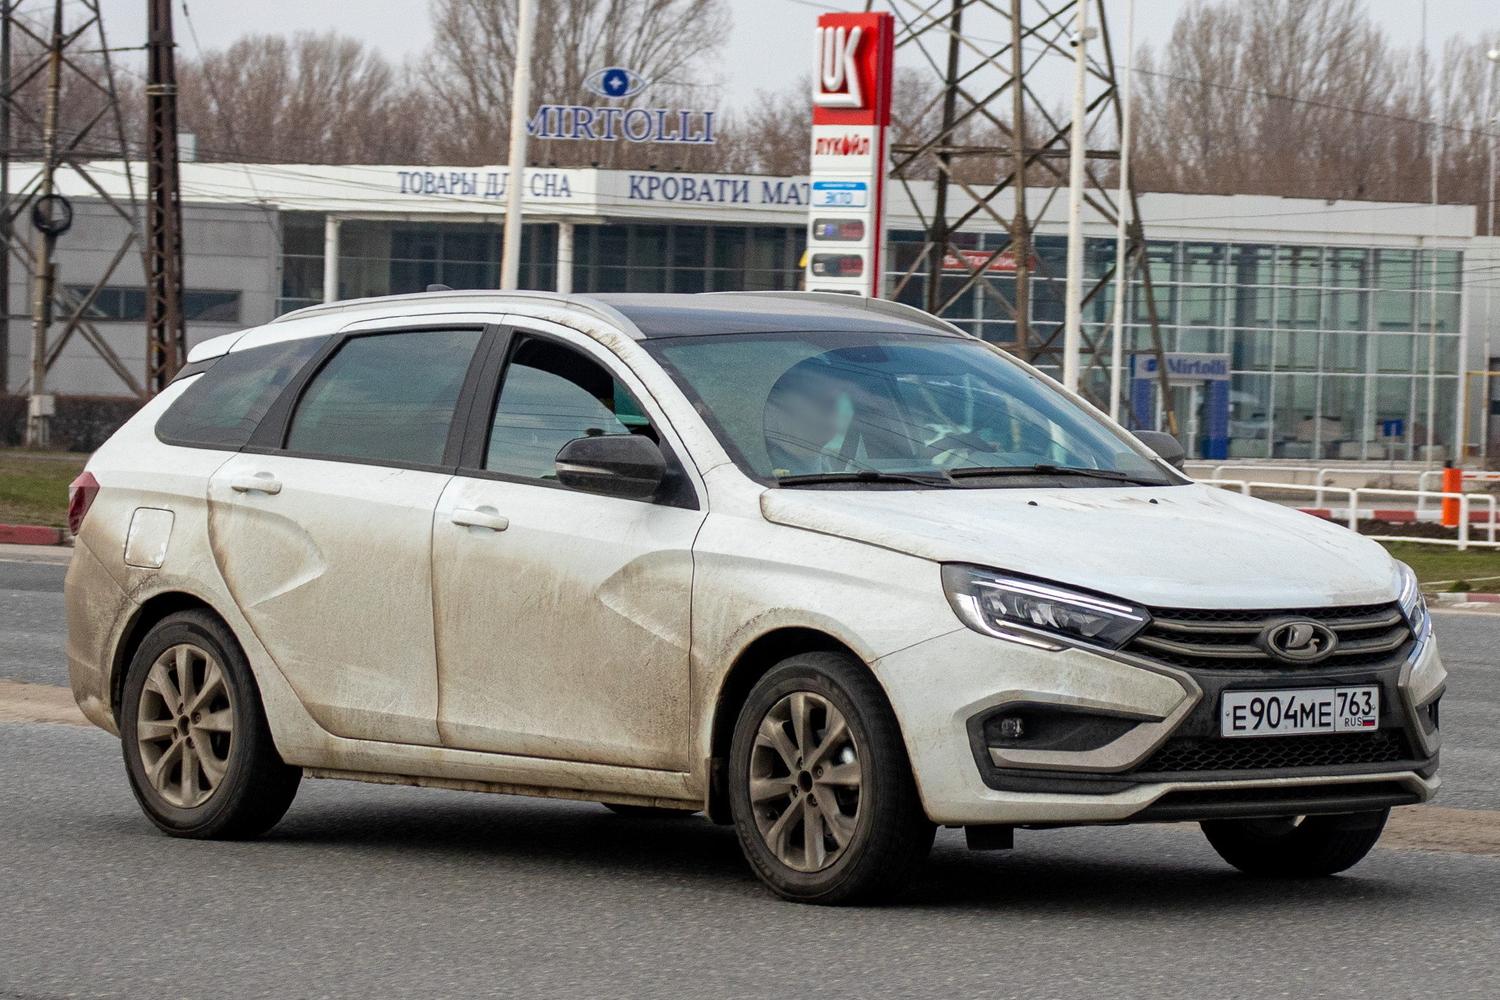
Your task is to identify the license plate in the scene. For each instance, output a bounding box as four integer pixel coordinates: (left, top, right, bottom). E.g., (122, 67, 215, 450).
(1220, 686, 1379, 738)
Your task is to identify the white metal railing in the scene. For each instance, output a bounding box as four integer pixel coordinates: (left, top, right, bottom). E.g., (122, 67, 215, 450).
(1193, 463, 1500, 518)
(1200, 480, 1499, 550)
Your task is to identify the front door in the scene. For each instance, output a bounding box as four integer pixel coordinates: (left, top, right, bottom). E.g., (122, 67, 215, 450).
(208, 325, 487, 746)
(431, 325, 706, 771)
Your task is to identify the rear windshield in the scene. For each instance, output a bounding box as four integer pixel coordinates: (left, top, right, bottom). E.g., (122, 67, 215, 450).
(155, 337, 326, 449)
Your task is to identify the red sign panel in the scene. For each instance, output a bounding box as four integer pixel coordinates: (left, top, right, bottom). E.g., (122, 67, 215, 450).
(941, 249, 1038, 273)
(812, 12, 894, 128)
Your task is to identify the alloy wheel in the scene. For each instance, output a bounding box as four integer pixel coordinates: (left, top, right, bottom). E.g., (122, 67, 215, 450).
(135, 643, 235, 809)
(748, 691, 863, 872)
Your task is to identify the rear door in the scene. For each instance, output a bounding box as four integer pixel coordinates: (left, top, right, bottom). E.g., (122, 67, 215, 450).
(207, 321, 493, 747)
(430, 319, 707, 770)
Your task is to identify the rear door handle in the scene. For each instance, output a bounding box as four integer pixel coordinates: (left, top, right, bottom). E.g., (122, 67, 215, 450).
(229, 473, 282, 495)
(451, 507, 509, 532)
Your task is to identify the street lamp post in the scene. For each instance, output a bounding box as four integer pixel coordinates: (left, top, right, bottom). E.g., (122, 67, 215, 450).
(1062, 1, 1096, 394)
(1108, 0, 1136, 422)
(500, 0, 537, 291)
(1482, 46, 1499, 463)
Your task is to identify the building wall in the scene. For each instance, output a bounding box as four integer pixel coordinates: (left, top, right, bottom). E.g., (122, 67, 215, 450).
(889, 232, 1464, 462)
(3, 200, 278, 396)
(5, 177, 1484, 464)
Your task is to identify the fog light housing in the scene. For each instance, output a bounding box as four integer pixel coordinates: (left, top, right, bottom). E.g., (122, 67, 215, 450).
(996, 716, 1025, 740)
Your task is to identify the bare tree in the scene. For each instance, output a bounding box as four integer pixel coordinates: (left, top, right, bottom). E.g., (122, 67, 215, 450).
(418, 0, 731, 168)
(175, 32, 427, 164)
(1132, 0, 1498, 228)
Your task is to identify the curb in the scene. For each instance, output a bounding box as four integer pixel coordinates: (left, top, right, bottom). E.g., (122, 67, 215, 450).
(0, 523, 65, 546)
(1431, 592, 1500, 604)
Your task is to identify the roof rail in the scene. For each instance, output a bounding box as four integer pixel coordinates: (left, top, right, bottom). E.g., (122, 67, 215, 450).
(704, 290, 970, 338)
(270, 289, 640, 337)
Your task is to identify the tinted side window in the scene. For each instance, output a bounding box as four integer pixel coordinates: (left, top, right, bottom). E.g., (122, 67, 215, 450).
(155, 337, 325, 449)
(286, 328, 483, 466)
(485, 336, 657, 481)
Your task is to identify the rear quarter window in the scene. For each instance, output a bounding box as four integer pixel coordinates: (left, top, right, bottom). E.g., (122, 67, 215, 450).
(155, 337, 327, 449)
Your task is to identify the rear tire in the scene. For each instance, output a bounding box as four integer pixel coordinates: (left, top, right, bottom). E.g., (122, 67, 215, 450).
(728, 651, 934, 905)
(1201, 809, 1389, 877)
(120, 610, 300, 839)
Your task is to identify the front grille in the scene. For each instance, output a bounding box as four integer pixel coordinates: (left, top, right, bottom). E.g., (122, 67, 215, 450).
(1128, 602, 1412, 670)
(1136, 730, 1414, 773)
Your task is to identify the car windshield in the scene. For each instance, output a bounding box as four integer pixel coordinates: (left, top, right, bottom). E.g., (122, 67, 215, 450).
(644, 330, 1176, 488)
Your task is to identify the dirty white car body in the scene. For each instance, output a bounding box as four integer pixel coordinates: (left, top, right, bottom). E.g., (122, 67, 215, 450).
(65, 290, 1444, 903)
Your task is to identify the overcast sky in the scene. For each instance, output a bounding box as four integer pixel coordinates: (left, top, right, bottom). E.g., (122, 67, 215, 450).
(95, 0, 1499, 113)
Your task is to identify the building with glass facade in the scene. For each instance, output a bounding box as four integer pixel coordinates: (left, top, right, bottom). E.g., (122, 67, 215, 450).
(7, 161, 1491, 462)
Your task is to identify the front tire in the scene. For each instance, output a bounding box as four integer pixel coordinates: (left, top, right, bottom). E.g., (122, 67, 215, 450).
(120, 610, 300, 839)
(728, 652, 934, 905)
(1201, 809, 1389, 877)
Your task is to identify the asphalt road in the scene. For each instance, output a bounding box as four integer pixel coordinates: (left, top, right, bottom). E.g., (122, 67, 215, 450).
(3, 553, 1500, 999)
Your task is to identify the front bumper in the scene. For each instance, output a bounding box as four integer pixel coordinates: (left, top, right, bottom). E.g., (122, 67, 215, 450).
(872, 626, 1444, 826)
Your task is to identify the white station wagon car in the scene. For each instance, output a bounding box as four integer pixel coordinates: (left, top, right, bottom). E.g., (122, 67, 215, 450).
(65, 290, 1443, 904)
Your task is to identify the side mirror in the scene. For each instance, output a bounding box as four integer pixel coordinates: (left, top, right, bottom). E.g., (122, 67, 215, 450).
(1133, 430, 1186, 471)
(555, 434, 666, 501)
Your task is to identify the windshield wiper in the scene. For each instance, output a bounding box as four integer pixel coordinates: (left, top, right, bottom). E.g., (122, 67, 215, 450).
(946, 464, 1162, 485)
(776, 469, 957, 488)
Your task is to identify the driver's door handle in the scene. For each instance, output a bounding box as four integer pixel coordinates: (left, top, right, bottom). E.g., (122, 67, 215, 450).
(229, 473, 282, 495)
(451, 507, 509, 532)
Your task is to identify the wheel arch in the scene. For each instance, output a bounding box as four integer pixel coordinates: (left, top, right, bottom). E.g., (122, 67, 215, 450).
(110, 591, 226, 724)
(704, 626, 869, 824)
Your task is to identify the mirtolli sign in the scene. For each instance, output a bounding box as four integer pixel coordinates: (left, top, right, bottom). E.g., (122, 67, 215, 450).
(805, 12, 894, 297)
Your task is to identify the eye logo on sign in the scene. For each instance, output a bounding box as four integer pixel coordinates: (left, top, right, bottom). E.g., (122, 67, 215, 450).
(583, 66, 648, 100)
(813, 25, 864, 108)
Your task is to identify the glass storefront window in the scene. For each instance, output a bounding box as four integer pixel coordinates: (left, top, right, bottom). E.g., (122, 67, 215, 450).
(1183, 243, 1224, 284)
(1276, 245, 1321, 286)
(1375, 334, 1414, 373)
(1230, 244, 1275, 285)
(1273, 330, 1320, 371)
(1373, 289, 1415, 330)
(1272, 373, 1319, 459)
(1375, 249, 1416, 289)
(1324, 333, 1366, 373)
(1232, 284, 1274, 327)
(1328, 247, 1369, 287)
(1176, 328, 1223, 353)
(1324, 287, 1367, 330)
(1415, 250, 1462, 293)
(1146, 242, 1177, 284)
(1415, 292, 1461, 333)
(1318, 375, 1366, 460)
(1372, 377, 1414, 453)
(1180, 283, 1223, 326)
(1229, 328, 1272, 370)
(1132, 282, 1174, 325)
(1228, 373, 1272, 458)
(1276, 286, 1320, 328)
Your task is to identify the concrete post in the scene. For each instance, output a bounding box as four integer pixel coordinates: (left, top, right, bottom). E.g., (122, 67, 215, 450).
(556, 221, 574, 295)
(322, 215, 340, 304)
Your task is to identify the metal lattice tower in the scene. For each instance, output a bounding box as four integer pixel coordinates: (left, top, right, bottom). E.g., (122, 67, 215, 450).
(145, 0, 185, 393)
(2, 0, 145, 442)
(877, 0, 1173, 427)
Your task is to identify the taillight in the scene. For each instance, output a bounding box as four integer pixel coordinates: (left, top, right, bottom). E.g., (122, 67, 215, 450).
(67, 471, 99, 536)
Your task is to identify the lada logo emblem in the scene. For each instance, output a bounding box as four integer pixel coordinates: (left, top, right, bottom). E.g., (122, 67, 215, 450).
(1259, 619, 1338, 664)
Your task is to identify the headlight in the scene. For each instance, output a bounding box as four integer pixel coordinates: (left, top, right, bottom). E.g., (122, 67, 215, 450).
(941, 565, 1149, 650)
(1396, 561, 1431, 640)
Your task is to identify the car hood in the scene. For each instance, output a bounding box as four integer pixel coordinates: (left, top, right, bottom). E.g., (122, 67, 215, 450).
(759, 482, 1402, 609)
